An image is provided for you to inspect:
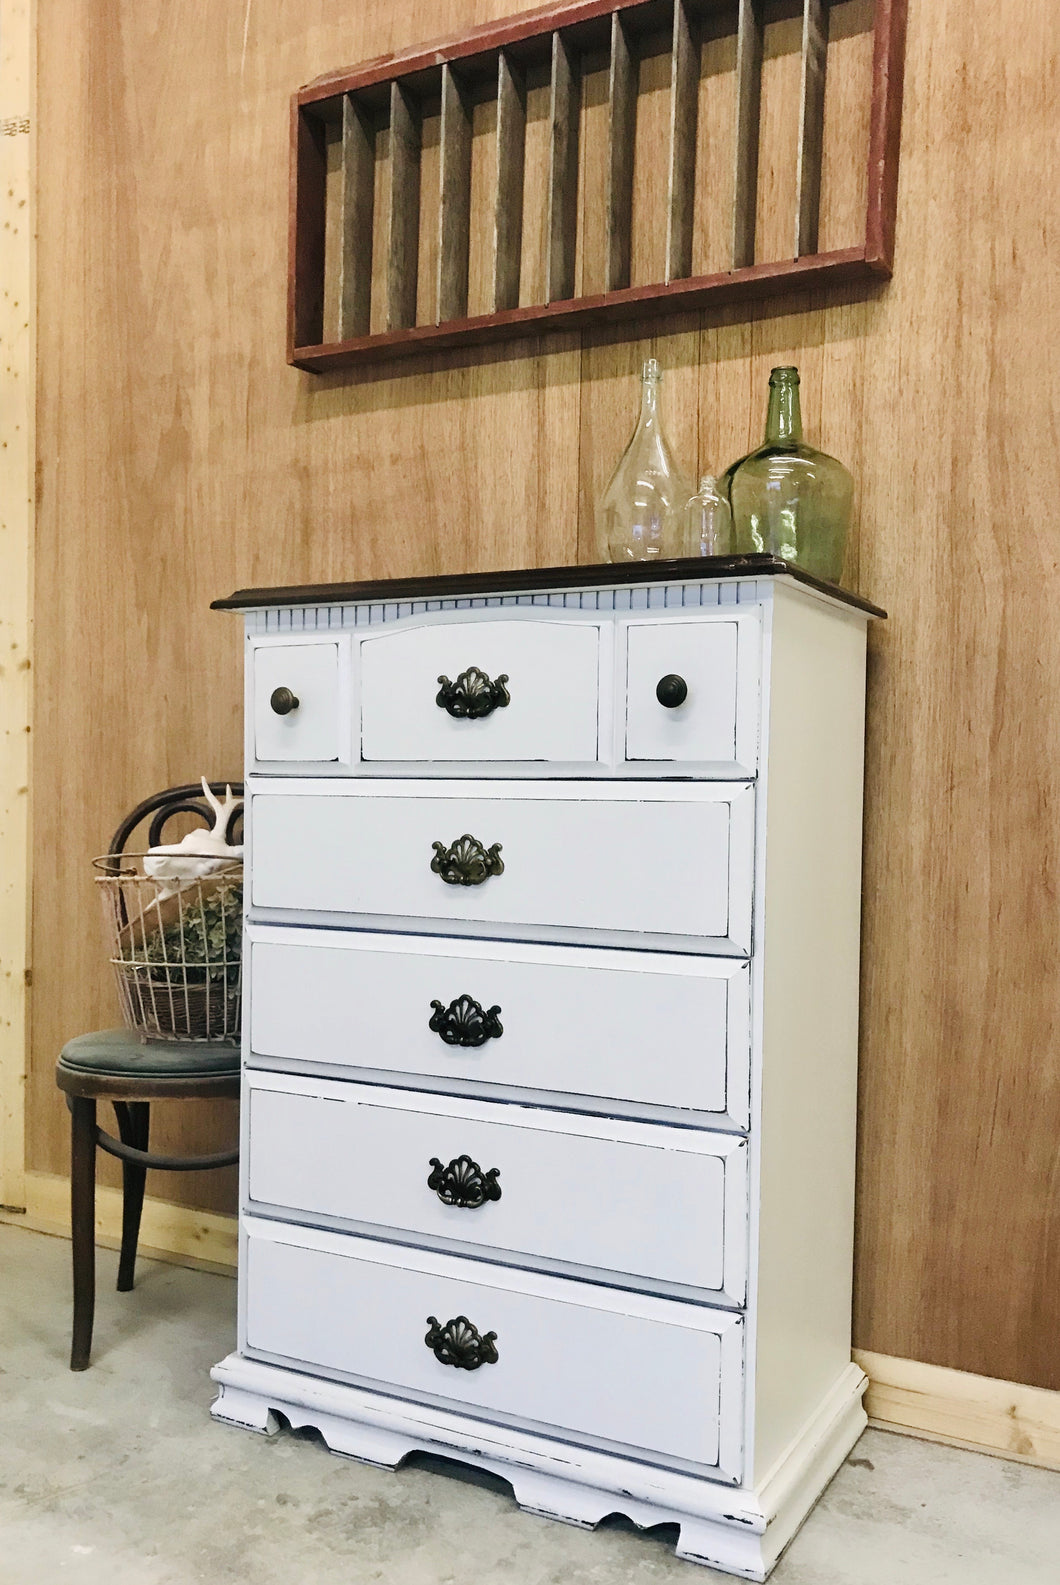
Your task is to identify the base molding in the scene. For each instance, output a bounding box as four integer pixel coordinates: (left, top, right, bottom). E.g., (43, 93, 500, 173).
(855, 1349, 1060, 1473)
(0, 1169, 237, 1275)
(210, 1354, 867, 1581)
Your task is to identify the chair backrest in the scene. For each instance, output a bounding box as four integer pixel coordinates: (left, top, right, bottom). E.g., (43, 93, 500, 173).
(102, 782, 245, 873)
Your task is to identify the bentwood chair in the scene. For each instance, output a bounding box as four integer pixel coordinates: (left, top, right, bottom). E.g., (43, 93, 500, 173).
(55, 783, 243, 1370)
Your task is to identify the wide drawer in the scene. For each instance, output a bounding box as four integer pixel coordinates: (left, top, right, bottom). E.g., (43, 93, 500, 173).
(249, 780, 755, 954)
(245, 1075, 747, 1302)
(247, 927, 750, 1127)
(359, 618, 600, 763)
(243, 1218, 744, 1477)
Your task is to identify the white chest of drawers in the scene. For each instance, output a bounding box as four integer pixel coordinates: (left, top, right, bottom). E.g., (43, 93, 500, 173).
(210, 556, 882, 1581)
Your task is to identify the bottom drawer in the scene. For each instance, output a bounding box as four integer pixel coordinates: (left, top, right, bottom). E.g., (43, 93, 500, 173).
(243, 1218, 744, 1479)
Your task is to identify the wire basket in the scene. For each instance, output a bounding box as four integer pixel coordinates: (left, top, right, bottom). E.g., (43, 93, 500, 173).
(95, 857, 243, 1041)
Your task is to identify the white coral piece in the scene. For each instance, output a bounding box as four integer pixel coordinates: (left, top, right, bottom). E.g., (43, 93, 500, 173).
(143, 778, 244, 893)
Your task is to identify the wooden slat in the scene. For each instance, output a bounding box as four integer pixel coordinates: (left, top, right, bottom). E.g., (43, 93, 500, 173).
(302, 0, 660, 105)
(546, 31, 580, 303)
(289, 105, 327, 353)
(0, 0, 31, 1210)
(386, 80, 420, 331)
(795, 0, 828, 257)
(732, 0, 764, 269)
(493, 51, 526, 312)
(339, 94, 375, 340)
(665, 0, 699, 282)
(290, 247, 871, 367)
(438, 64, 473, 323)
(856, 1351, 1060, 1473)
(865, 0, 909, 270)
(606, 11, 637, 291)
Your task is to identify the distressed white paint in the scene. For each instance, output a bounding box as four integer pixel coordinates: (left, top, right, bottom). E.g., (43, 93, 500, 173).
(239, 1217, 745, 1478)
(245, 1074, 748, 1303)
(623, 612, 759, 772)
(248, 779, 755, 954)
(250, 637, 347, 763)
(246, 598, 764, 780)
(220, 571, 874, 1577)
(247, 925, 752, 1128)
(747, 581, 870, 1485)
(211, 1351, 866, 1582)
(360, 618, 602, 762)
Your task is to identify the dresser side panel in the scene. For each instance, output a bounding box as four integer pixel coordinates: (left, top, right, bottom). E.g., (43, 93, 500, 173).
(750, 581, 869, 1484)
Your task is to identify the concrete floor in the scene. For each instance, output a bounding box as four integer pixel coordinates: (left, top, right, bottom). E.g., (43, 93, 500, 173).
(1, 1223, 1058, 1585)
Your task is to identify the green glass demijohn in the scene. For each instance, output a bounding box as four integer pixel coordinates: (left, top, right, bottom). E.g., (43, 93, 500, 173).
(722, 367, 852, 584)
(596, 359, 693, 562)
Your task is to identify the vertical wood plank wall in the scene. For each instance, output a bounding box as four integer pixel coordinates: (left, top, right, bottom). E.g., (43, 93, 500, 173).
(0, 0, 33, 1212)
(31, 0, 1060, 1391)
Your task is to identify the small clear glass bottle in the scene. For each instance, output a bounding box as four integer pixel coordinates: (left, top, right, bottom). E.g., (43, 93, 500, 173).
(596, 359, 693, 562)
(722, 366, 852, 583)
(687, 474, 733, 557)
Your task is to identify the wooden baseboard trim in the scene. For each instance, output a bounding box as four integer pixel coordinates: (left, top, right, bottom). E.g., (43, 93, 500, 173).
(855, 1349, 1060, 1473)
(0, 1170, 237, 1276)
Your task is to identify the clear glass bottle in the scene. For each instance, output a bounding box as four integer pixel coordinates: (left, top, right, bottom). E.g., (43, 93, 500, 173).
(723, 367, 852, 584)
(596, 359, 693, 562)
(687, 474, 733, 557)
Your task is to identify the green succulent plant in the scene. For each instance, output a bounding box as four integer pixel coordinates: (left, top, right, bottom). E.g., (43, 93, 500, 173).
(138, 881, 243, 985)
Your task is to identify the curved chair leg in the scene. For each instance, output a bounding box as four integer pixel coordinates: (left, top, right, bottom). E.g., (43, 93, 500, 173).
(69, 1096, 97, 1371)
(114, 1101, 150, 1293)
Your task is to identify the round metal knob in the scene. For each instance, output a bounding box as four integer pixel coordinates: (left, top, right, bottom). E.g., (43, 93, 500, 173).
(655, 674, 688, 708)
(270, 686, 300, 716)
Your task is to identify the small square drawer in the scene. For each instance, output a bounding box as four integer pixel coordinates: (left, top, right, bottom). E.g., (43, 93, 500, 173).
(245, 1075, 748, 1303)
(251, 638, 347, 764)
(358, 617, 600, 763)
(623, 612, 760, 774)
(244, 1219, 745, 1478)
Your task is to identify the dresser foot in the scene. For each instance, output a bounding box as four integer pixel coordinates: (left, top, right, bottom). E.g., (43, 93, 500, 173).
(508, 1470, 617, 1529)
(674, 1516, 774, 1581)
(210, 1382, 280, 1437)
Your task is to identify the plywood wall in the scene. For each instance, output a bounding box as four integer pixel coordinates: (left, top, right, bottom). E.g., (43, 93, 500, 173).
(32, 0, 1060, 1389)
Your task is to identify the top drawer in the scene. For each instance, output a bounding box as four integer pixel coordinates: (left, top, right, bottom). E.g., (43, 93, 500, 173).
(360, 619, 599, 762)
(248, 608, 760, 776)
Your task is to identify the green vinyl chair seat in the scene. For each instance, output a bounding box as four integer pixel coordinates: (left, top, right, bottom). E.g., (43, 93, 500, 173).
(58, 1028, 240, 1081)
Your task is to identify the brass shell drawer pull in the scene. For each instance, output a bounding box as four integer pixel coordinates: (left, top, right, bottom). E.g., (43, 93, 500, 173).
(270, 686, 300, 715)
(436, 666, 511, 718)
(428, 1154, 502, 1209)
(424, 1315, 499, 1370)
(429, 995, 503, 1047)
(430, 834, 504, 886)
